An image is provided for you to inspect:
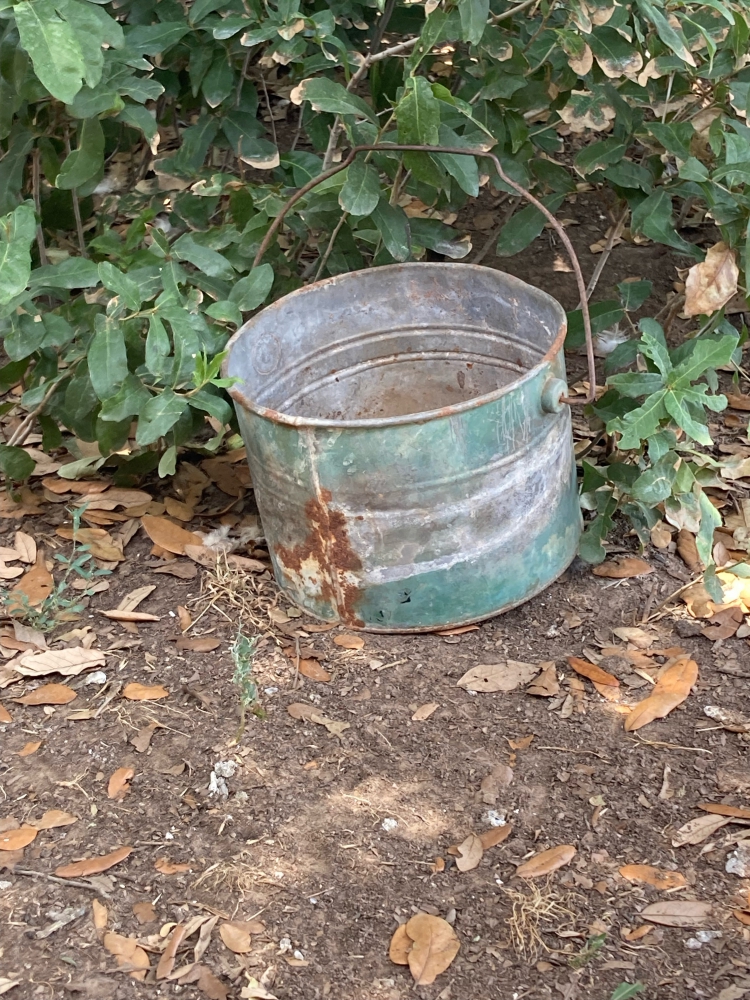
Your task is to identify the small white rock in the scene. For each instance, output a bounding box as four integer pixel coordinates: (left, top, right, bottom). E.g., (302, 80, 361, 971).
(726, 843, 750, 877)
(293, 949, 305, 961)
(486, 810, 507, 828)
(0, 880, 13, 891)
(381, 818, 398, 833)
(214, 760, 237, 778)
(279, 937, 292, 953)
(84, 671, 107, 685)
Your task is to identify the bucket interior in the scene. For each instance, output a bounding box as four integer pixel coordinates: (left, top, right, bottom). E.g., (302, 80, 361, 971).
(227, 264, 565, 423)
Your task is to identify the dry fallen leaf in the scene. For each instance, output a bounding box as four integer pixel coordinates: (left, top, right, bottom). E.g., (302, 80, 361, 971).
(621, 925, 652, 942)
(286, 702, 350, 735)
(219, 921, 254, 953)
(14, 531, 36, 564)
(33, 809, 77, 830)
(240, 980, 278, 1000)
(17, 741, 41, 757)
(175, 637, 221, 652)
(684, 242, 739, 317)
(480, 824, 512, 850)
(457, 661, 539, 693)
(165, 497, 194, 522)
(107, 767, 134, 801)
(141, 515, 203, 555)
(55, 845, 132, 878)
(156, 923, 187, 980)
(0, 825, 37, 851)
(640, 900, 713, 927)
(7, 550, 53, 613)
(333, 633, 365, 650)
(92, 898, 108, 936)
(592, 557, 653, 578)
(676, 529, 702, 573)
(516, 844, 576, 878)
(455, 833, 483, 872)
(619, 864, 687, 890)
(14, 683, 77, 706)
(698, 803, 750, 820)
(133, 900, 156, 924)
(412, 702, 439, 721)
(567, 656, 620, 700)
(297, 659, 331, 682)
(389, 924, 412, 965)
(154, 562, 198, 580)
(130, 721, 163, 753)
(100, 609, 159, 622)
(624, 657, 698, 731)
(56, 526, 124, 562)
(122, 682, 169, 701)
(155, 858, 192, 874)
(177, 605, 192, 631)
(508, 734, 534, 750)
(193, 966, 229, 1000)
(403, 913, 460, 986)
(12, 647, 105, 677)
(726, 393, 750, 412)
(103, 931, 150, 980)
(671, 813, 731, 847)
(526, 662, 559, 697)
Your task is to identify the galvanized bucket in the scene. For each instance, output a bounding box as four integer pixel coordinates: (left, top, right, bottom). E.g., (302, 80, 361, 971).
(224, 262, 582, 632)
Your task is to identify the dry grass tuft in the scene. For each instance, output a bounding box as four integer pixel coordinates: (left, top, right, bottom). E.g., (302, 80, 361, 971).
(193, 856, 276, 896)
(501, 880, 574, 958)
(192, 553, 279, 634)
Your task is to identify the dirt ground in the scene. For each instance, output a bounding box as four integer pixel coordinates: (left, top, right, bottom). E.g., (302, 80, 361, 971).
(3, 208, 750, 1000)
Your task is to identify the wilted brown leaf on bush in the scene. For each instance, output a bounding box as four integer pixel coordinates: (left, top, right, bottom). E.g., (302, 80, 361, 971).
(624, 658, 698, 731)
(107, 767, 134, 801)
(684, 243, 739, 317)
(55, 845, 132, 877)
(619, 865, 687, 889)
(516, 844, 576, 878)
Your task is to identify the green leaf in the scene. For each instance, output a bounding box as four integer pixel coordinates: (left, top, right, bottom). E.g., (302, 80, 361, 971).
(202, 52, 234, 108)
(0, 203, 36, 305)
(566, 300, 624, 350)
(434, 126, 479, 197)
(56, 116, 105, 190)
(579, 494, 619, 564)
(206, 300, 243, 325)
(496, 194, 565, 257)
(99, 373, 151, 421)
(617, 279, 652, 311)
(29, 256, 100, 289)
(589, 26, 643, 78)
(5, 314, 46, 360)
(396, 75, 441, 146)
(696, 489, 721, 568)
(145, 315, 172, 379)
(664, 389, 712, 445)
(228, 263, 274, 311)
(89, 316, 128, 401)
(458, 0, 489, 45)
(188, 387, 233, 425)
(0, 443, 35, 481)
(639, 318, 672, 377)
(630, 451, 679, 504)
(54, 0, 107, 89)
(124, 21, 190, 54)
(158, 444, 177, 478)
(13, 0, 85, 103)
(136, 388, 188, 445)
(370, 199, 411, 262)
(574, 139, 628, 176)
(647, 121, 694, 161)
(172, 234, 235, 280)
(669, 333, 739, 390)
(97, 261, 142, 312)
(636, 0, 696, 66)
(116, 105, 159, 150)
(299, 78, 377, 123)
(609, 388, 669, 449)
(339, 160, 381, 217)
(631, 189, 699, 256)
(607, 371, 665, 398)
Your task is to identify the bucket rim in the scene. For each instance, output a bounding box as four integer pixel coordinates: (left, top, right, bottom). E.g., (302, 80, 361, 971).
(222, 262, 567, 429)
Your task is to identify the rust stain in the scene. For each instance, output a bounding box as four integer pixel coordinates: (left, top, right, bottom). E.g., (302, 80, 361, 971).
(273, 488, 364, 627)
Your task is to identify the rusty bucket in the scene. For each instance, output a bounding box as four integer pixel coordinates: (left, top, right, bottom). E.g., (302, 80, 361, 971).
(224, 262, 581, 632)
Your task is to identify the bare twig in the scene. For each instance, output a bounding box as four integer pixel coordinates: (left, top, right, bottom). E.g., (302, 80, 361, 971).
(313, 211, 349, 282)
(236, 49, 251, 108)
(260, 72, 277, 149)
(15, 869, 112, 895)
(31, 147, 48, 267)
(577, 203, 629, 307)
(64, 127, 88, 258)
(6, 379, 60, 448)
(369, 0, 396, 56)
(471, 193, 515, 265)
(253, 143, 597, 402)
(491, 0, 540, 23)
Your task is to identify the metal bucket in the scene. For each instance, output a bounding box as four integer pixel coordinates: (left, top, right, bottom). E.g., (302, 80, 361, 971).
(224, 262, 581, 632)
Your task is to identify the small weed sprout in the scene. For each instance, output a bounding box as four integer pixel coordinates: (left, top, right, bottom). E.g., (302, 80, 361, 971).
(231, 631, 262, 740)
(10, 505, 111, 631)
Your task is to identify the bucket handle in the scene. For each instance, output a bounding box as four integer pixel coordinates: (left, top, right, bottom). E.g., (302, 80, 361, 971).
(252, 144, 596, 405)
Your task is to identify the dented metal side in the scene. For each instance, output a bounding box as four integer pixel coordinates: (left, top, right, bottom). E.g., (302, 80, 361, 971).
(226, 263, 581, 632)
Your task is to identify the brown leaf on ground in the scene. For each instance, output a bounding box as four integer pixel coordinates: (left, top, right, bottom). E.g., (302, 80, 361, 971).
(592, 557, 653, 578)
(141, 515, 203, 555)
(526, 662, 560, 697)
(333, 633, 365, 650)
(14, 683, 77, 705)
(194, 966, 229, 1000)
(177, 606, 192, 631)
(621, 925, 653, 942)
(55, 845, 132, 878)
(432, 857, 446, 873)
(17, 741, 41, 756)
(107, 767, 134, 801)
(56, 527, 124, 562)
(298, 659, 331, 682)
(32, 809, 77, 830)
(75, 488, 150, 510)
(700, 606, 743, 641)
(155, 858, 191, 874)
(699, 803, 750, 819)
(133, 901, 156, 924)
(156, 923, 187, 979)
(165, 497, 194, 522)
(671, 813, 731, 847)
(641, 900, 713, 927)
(219, 922, 255, 953)
(154, 562, 198, 580)
(7, 550, 53, 612)
(130, 722, 163, 752)
(100, 609, 159, 622)
(0, 825, 37, 851)
(103, 932, 150, 980)
(567, 657, 620, 702)
(436, 624, 480, 636)
(516, 845, 576, 878)
(404, 913, 460, 986)
(454, 834, 483, 872)
(457, 661, 539, 693)
(508, 735, 534, 750)
(479, 824, 512, 850)
(726, 393, 750, 412)
(684, 242, 739, 317)
(286, 702, 350, 734)
(619, 864, 687, 889)
(677, 530, 702, 573)
(201, 458, 244, 497)
(412, 702, 439, 721)
(0, 704, 11, 723)
(175, 637, 221, 652)
(14, 531, 36, 564)
(13, 647, 105, 677)
(480, 763, 513, 804)
(388, 924, 412, 965)
(92, 899, 107, 936)
(116, 585, 156, 613)
(122, 683, 169, 701)
(624, 657, 698, 731)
